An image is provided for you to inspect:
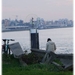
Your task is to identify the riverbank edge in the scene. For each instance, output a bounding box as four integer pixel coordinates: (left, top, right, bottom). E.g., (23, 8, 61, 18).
(2, 26, 73, 33)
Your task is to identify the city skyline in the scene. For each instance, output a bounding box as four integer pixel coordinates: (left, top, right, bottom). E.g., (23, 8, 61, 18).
(2, 0, 73, 21)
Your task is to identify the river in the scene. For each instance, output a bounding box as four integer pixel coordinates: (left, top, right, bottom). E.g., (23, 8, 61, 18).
(2, 27, 73, 54)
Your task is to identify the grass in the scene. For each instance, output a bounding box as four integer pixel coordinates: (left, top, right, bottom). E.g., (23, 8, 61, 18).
(2, 54, 73, 75)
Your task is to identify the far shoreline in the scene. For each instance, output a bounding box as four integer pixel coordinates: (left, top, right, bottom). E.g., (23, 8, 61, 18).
(2, 26, 73, 33)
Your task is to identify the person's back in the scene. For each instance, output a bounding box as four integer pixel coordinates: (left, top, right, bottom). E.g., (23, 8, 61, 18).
(46, 41, 56, 52)
(46, 38, 56, 52)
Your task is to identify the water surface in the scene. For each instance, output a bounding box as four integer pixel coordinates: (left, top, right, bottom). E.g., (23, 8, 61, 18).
(2, 27, 73, 54)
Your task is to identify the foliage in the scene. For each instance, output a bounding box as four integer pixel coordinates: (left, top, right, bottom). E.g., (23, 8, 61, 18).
(2, 54, 73, 75)
(21, 53, 43, 64)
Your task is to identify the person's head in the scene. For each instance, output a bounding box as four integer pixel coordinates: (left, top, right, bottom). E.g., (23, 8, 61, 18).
(47, 38, 51, 42)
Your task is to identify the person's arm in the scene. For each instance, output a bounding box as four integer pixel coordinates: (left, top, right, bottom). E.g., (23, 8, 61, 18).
(54, 43, 56, 50)
(46, 43, 48, 52)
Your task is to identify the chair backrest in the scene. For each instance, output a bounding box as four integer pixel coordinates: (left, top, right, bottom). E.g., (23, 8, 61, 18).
(9, 42, 24, 56)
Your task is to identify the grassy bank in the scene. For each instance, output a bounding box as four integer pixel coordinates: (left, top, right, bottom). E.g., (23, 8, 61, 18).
(2, 54, 73, 75)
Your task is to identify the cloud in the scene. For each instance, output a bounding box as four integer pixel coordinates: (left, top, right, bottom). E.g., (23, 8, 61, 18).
(2, 0, 73, 20)
(66, 0, 73, 4)
(65, 0, 72, 1)
(55, 0, 73, 6)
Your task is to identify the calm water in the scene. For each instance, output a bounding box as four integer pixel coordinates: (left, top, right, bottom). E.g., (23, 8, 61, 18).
(2, 27, 73, 54)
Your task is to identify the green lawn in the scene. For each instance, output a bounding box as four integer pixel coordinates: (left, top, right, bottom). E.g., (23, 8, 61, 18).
(2, 54, 73, 75)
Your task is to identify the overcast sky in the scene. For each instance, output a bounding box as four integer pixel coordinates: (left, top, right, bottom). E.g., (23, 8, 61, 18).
(2, 0, 73, 21)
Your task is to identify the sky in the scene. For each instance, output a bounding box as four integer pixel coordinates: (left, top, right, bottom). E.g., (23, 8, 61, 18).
(2, 0, 73, 21)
